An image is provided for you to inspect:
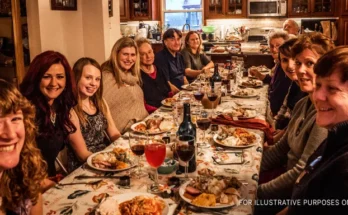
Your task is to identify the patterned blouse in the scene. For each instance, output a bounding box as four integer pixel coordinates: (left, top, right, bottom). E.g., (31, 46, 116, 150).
(67, 110, 110, 172)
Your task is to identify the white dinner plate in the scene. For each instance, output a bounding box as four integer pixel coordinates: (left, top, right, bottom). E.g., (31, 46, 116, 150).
(99, 192, 169, 215)
(161, 98, 176, 107)
(181, 84, 199, 91)
(213, 130, 261, 148)
(130, 121, 169, 135)
(231, 92, 258, 98)
(86, 150, 135, 172)
(179, 180, 247, 209)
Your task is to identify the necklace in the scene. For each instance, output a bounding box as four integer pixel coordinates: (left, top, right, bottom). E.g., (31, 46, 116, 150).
(50, 112, 56, 125)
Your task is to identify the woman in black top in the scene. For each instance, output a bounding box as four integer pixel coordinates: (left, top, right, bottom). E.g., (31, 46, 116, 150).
(284, 47, 348, 214)
(136, 38, 172, 113)
(20, 51, 92, 190)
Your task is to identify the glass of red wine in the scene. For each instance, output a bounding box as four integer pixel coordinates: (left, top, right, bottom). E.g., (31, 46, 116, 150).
(196, 111, 211, 148)
(193, 88, 204, 110)
(145, 139, 166, 193)
(128, 133, 146, 178)
(175, 135, 195, 180)
(207, 89, 219, 116)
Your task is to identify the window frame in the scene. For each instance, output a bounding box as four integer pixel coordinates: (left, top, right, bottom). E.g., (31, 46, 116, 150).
(161, 0, 204, 30)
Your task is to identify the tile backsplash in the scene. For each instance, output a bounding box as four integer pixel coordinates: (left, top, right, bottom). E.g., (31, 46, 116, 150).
(121, 21, 159, 36)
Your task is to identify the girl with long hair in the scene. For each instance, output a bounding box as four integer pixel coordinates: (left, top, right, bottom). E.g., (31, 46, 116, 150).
(69, 57, 120, 172)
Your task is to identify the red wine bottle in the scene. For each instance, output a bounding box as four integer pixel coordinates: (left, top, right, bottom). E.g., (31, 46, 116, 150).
(176, 103, 196, 173)
(210, 63, 222, 90)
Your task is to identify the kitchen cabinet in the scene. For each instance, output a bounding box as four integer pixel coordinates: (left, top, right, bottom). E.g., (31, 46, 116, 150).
(288, 0, 335, 17)
(342, 0, 348, 16)
(205, 0, 247, 19)
(119, 0, 129, 22)
(339, 17, 348, 45)
(120, 0, 159, 22)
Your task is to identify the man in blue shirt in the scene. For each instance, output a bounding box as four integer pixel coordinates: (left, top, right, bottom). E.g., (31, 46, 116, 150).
(154, 28, 188, 93)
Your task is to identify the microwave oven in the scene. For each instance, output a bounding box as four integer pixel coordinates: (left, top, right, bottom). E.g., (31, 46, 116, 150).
(248, 0, 287, 17)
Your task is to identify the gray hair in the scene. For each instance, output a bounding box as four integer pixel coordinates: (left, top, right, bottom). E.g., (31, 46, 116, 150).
(268, 30, 290, 46)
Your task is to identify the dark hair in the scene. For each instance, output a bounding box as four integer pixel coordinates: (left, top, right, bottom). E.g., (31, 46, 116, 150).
(278, 38, 298, 61)
(314, 46, 348, 82)
(0, 79, 47, 211)
(73, 57, 107, 127)
(291, 32, 335, 59)
(20, 51, 77, 136)
(162, 28, 182, 46)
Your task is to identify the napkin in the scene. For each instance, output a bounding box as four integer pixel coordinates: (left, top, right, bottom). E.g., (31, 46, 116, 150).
(212, 114, 274, 145)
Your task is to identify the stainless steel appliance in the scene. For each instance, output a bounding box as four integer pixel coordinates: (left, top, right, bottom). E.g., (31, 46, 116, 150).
(247, 0, 287, 17)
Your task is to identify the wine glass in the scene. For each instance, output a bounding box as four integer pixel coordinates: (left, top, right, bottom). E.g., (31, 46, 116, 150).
(207, 88, 219, 116)
(175, 135, 195, 180)
(128, 133, 146, 178)
(145, 139, 166, 193)
(196, 111, 211, 148)
(193, 88, 204, 110)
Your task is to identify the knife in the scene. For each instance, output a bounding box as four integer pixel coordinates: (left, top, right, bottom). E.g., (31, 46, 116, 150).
(74, 175, 125, 180)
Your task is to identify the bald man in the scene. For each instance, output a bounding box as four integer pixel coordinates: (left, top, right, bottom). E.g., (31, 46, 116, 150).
(283, 19, 299, 35)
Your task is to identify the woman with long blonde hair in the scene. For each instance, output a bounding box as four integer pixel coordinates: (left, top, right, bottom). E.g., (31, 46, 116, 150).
(69, 57, 121, 172)
(0, 79, 47, 214)
(102, 37, 148, 132)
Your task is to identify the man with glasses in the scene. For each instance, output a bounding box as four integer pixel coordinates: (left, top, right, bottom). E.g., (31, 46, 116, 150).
(154, 28, 188, 94)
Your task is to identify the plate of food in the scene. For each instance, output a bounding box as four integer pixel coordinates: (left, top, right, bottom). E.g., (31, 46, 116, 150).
(87, 148, 135, 172)
(225, 108, 257, 119)
(131, 117, 174, 134)
(213, 127, 261, 148)
(181, 83, 200, 91)
(97, 192, 168, 215)
(231, 89, 257, 98)
(161, 97, 176, 107)
(240, 80, 263, 88)
(179, 175, 246, 209)
(249, 65, 269, 73)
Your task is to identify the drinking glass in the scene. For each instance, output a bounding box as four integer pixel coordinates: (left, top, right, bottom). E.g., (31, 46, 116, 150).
(196, 111, 211, 148)
(145, 139, 166, 193)
(175, 135, 195, 179)
(193, 88, 205, 109)
(128, 133, 146, 178)
(207, 88, 220, 116)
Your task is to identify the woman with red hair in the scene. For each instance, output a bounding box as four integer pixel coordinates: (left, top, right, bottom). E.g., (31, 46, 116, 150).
(20, 51, 92, 188)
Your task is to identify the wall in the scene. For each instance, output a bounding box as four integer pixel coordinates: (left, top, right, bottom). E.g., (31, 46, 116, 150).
(26, 0, 121, 65)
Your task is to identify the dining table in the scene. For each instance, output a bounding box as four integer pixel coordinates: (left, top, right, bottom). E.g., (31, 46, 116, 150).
(42, 75, 271, 215)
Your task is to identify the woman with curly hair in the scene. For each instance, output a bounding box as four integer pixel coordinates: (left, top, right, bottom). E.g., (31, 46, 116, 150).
(20, 51, 92, 185)
(0, 79, 47, 214)
(102, 37, 148, 132)
(69, 57, 121, 172)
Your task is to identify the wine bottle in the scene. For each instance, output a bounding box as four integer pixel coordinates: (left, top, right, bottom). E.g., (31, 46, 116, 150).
(210, 63, 222, 90)
(176, 103, 197, 173)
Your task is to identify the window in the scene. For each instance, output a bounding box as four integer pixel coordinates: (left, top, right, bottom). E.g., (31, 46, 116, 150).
(163, 0, 203, 31)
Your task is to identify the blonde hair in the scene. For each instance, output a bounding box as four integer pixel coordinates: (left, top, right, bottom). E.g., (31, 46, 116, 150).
(101, 37, 142, 86)
(0, 79, 47, 211)
(72, 57, 107, 127)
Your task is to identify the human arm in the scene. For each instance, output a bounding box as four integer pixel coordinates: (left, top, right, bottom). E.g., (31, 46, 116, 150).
(258, 124, 327, 199)
(184, 76, 189, 85)
(40, 178, 56, 193)
(30, 193, 43, 215)
(276, 207, 288, 215)
(103, 99, 121, 142)
(68, 109, 92, 162)
(168, 81, 180, 94)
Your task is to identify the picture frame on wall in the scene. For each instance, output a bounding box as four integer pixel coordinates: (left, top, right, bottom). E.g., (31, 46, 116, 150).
(51, 0, 77, 11)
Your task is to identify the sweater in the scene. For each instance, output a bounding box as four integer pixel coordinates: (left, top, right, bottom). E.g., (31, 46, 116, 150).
(258, 96, 327, 199)
(102, 71, 148, 133)
(180, 48, 211, 83)
(288, 121, 348, 215)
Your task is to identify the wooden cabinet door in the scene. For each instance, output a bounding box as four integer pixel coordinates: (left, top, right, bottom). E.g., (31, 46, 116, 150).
(120, 0, 128, 22)
(225, 0, 247, 18)
(130, 0, 152, 21)
(339, 17, 348, 45)
(288, 0, 311, 17)
(205, 0, 226, 18)
(311, 0, 335, 16)
(342, 0, 348, 15)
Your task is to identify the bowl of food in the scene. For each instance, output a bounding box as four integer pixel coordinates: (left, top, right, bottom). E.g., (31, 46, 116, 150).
(202, 26, 216, 34)
(157, 158, 177, 174)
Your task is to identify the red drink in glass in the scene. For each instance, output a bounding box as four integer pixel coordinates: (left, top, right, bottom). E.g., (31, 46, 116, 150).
(145, 143, 166, 168)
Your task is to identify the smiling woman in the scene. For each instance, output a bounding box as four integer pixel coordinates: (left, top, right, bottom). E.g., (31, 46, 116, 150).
(20, 51, 92, 185)
(101, 37, 148, 133)
(0, 79, 46, 215)
(287, 47, 348, 215)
